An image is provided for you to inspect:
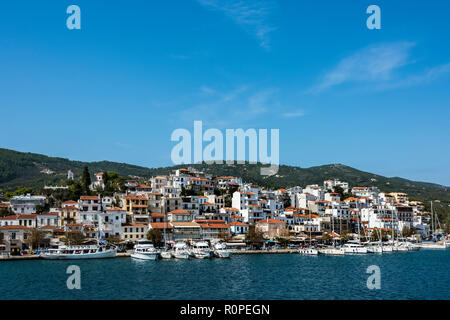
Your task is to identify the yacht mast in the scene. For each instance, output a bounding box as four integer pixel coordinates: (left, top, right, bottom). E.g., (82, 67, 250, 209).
(430, 201, 434, 236)
(391, 208, 394, 245)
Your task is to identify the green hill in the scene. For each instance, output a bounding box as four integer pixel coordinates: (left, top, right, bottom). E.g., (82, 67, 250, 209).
(0, 148, 449, 204)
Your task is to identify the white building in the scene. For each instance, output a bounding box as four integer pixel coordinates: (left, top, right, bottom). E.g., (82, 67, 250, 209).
(10, 194, 46, 214)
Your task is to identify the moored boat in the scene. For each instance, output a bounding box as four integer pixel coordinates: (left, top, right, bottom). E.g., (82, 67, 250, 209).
(418, 241, 447, 249)
(213, 242, 232, 258)
(319, 247, 345, 255)
(173, 242, 190, 259)
(192, 241, 212, 259)
(160, 250, 173, 259)
(298, 247, 319, 255)
(342, 242, 367, 254)
(41, 243, 116, 260)
(131, 241, 160, 260)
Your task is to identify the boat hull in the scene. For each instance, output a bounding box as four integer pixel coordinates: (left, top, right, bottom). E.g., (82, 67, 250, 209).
(419, 243, 446, 249)
(366, 247, 383, 253)
(160, 251, 173, 259)
(193, 251, 211, 259)
(319, 248, 345, 255)
(174, 251, 190, 259)
(343, 247, 367, 254)
(298, 248, 319, 255)
(41, 249, 116, 260)
(214, 250, 232, 258)
(131, 252, 159, 260)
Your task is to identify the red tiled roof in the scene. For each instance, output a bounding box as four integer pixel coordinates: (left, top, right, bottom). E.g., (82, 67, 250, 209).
(0, 225, 31, 230)
(169, 209, 190, 214)
(150, 223, 172, 229)
(228, 221, 249, 226)
(80, 196, 100, 201)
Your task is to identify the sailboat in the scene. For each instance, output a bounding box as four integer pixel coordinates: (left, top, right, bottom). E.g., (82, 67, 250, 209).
(342, 215, 367, 254)
(319, 215, 345, 255)
(298, 212, 318, 255)
(393, 210, 408, 252)
(160, 210, 173, 259)
(419, 201, 446, 249)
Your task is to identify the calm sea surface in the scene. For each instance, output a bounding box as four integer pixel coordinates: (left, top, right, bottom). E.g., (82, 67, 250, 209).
(1, 250, 449, 300)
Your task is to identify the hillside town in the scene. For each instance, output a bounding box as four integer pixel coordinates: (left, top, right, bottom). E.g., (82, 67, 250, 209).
(0, 167, 445, 256)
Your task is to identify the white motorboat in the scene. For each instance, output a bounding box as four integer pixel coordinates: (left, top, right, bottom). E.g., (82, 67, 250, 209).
(319, 247, 345, 255)
(393, 242, 409, 252)
(405, 242, 421, 251)
(298, 247, 319, 255)
(382, 245, 394, 252)
(160, 250, 173, 259)
(173, 242, 190, 259)
(192, 241, 212, 259)
(213, 242, 232, 258)
(366, 245, 383, 254)
(131, 241, 160, 260)
(342, 242, 368, 254)
(41, 243, 116, 260)
(418, 241, 447, 249)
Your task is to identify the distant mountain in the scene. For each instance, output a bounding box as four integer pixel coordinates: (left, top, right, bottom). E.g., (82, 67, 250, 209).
(0, 148, 449, 204)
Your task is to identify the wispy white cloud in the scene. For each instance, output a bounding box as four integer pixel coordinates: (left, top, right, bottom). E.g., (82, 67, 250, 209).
(282, 110, 304, 118)
(196, 0, 278, 49)
(308, 41, 450, 93)
(374, 62, 450, 91)
(172, 85, 281, 127)
(309, 42, 415, 93)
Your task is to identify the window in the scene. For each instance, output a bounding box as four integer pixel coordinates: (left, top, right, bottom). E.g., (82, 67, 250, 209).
(11, 232, 16, 240)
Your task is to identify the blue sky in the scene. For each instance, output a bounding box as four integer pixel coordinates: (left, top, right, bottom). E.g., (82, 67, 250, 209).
(0, 1, 449, 185)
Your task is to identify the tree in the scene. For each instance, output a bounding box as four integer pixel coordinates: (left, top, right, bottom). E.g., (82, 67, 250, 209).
(69, 181, 83, 200)
(146, 229, 162, 247)
(218, 229, 232, 242)
(402, 226, 413, 237)
(321, 233, 332, 244)
(0, 206, 11, 217)
(106, 234, 121, 245)
(81, 166, 91, 195)
(275, 236, 289, 248)
(28, 228, 45, 249)
(246, 225, 264, 248)
(63, 232, 86, 245)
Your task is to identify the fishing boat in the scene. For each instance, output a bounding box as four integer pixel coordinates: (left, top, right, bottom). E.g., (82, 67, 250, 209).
(192, 241, 212, 259)
(173, 242, 190, 259)
(131, 241, 160, 260)
(213, 242, 232, 258)
(41, 242, 116, 260)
